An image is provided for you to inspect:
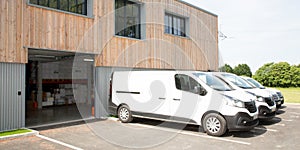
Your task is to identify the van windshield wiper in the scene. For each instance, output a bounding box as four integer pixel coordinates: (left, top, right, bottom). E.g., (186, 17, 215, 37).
(239, 86, 253, 89)
(213, 88, 232, 91)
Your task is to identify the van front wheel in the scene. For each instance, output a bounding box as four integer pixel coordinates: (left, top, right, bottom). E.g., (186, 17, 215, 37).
(203, 113, 227, 136)
(118, 105, 133, 123)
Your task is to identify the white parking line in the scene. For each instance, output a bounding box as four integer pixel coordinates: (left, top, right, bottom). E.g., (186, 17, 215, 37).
(129, 123, 251, 145)
(282, 119, 293, 122)
(37, 134, 83, 150)
(290, 112, 300, 115)
(290, 115, 300, 119)
(179, 131, 251, 145)
(254, 127, 278, 132)
(274, 123, 285, 127)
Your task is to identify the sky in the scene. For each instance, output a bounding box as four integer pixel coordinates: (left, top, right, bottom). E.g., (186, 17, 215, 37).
(184, 0, 300, 72)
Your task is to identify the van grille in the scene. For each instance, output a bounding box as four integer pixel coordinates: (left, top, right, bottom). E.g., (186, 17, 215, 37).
(272, 94, 279, 102)
(245, 101, 257, 113)
(276, 92, 283, 98)
(265, 97, 275, 106)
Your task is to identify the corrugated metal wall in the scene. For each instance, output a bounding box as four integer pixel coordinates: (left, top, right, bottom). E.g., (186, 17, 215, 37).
(0, 63, 25, 132)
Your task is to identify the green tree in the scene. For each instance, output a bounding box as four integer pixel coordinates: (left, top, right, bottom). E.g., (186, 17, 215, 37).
(219, 64, 234, 73)
(233, 64, 252, 77)
(254, 62, 296, 87)
(268, 62, 291, 87)
(290, 65, 300, 87)
(253, 62, 274, 86)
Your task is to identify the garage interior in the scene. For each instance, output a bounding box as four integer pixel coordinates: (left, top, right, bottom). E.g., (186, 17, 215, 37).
(25, 49, 95, 127)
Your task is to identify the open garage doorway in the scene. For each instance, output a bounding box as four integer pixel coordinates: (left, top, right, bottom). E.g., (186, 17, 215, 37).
(26, 49, 95, 128)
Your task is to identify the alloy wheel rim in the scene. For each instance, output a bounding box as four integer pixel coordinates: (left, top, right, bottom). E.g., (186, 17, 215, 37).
(206, 117, 221, 133)
(120, 108, 129, 121)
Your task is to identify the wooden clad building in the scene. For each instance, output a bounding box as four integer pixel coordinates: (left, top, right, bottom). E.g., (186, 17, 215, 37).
(0, 0, 218, 69)
(0, 0, 218, 131)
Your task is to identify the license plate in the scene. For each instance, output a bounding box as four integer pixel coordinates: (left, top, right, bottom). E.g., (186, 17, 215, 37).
(272, 107, 276, 112)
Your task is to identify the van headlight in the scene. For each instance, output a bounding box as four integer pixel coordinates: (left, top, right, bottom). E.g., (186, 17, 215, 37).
(257, 96, 265, 102)
(226, 97, 245, 108)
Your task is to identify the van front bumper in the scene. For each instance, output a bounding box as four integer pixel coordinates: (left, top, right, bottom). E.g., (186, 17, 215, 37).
(276, 97, 284, 106)
(225, 112, 259, 131)
(258, 106, 276, 120)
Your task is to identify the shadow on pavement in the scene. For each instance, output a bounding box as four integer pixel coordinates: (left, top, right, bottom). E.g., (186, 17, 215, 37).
(259, 117, 282, 126)
(279, 105, 287, 109)
(131, 117, 266, 138)
(276, 109, 286, 115)
(223, 126, 267, 138)
(30, 118, 102, 131)
(132, 118, 200, 132)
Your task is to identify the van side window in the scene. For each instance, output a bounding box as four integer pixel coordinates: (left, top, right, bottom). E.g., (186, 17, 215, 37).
(175, 74, 201, 94)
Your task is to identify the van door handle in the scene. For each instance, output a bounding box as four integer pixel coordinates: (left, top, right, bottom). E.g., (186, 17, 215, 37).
(173, 98, 181, 101)
(158, 97, 166, 100)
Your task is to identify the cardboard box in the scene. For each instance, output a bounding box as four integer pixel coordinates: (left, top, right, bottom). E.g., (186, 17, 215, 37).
(46, 92, 51, 98)
(47, 97, 54, 102)
(55, 94, 61, 100)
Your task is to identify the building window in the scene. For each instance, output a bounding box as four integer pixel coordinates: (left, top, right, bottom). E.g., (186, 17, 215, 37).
(165, 13, 186, 37)
(29, 0, 88, 15)
(115, 0, 141, 39)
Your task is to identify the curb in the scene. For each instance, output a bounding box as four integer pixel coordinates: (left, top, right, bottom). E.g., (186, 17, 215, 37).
(107, 117, 119, 122)
(285, 103, 300, 105)
(0, 129, 39, 141)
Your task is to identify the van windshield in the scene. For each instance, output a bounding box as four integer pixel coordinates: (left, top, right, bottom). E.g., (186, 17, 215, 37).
(222, 74, 254, 89)
(193, 73, 233, 91)
(246, 78, 265, 89)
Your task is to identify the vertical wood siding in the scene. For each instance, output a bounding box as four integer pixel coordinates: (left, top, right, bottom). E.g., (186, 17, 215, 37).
(0, 0, 26, 63)
(96, 0, 219, 70)
(0, 0, 218, 70)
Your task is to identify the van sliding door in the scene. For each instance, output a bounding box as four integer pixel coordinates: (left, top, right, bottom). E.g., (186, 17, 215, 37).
(170, 74, 202, 122)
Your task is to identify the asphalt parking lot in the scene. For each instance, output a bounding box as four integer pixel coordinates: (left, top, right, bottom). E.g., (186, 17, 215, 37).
(1, 103, 300, 150)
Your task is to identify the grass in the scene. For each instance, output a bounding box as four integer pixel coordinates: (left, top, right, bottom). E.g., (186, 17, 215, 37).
(109, 114, 118, 118)
(0, 129, 32, 137)
(276, 87, 300, 103)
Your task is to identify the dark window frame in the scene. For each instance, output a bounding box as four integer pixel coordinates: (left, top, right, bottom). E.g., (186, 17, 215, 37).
(165, 13, 186, 37)
(29, 0, 88, 16)
(175, 74, 201, 94)
(115, 0, 141, 39)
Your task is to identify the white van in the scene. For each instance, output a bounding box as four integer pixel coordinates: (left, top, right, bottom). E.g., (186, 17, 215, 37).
(240, 76, 284, 108)
(212, 72, 276, 120)
(109, 71, 259, 136)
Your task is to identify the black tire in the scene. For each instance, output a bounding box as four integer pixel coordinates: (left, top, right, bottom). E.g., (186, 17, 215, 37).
(202, 113, 227, 136)
(118, 105, 133, 123)
(276, 104, 282, 109)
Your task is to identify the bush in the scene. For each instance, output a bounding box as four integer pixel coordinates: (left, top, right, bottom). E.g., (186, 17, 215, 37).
(219, 64, 234, 73)
(254, 62, 300, 87)
(233, 64, 252, 77)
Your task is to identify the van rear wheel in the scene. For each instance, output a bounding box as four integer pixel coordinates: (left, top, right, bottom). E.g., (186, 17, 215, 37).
(118, 105, 133, 123)
(203, 113, 227, 136)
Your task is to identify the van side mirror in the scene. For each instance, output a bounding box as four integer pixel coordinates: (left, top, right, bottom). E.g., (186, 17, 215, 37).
(193, 86, 200, 94)
(199, 86, 207, 96)
(194, 86, 207, 96)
